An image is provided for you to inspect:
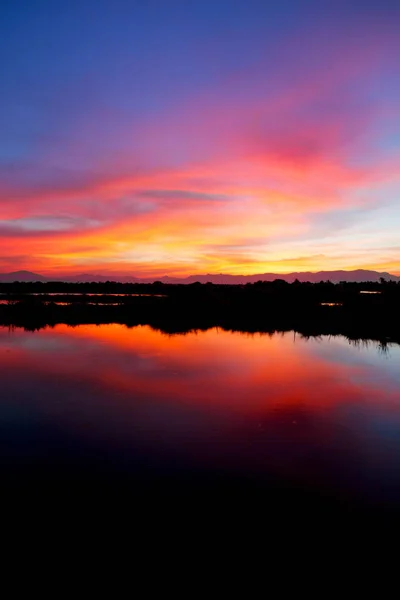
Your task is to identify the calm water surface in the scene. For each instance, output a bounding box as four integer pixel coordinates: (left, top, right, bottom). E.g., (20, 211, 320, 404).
(1, 324, 400, 513)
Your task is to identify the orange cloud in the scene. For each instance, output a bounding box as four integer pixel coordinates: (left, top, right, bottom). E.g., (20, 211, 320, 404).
(1, 26, 400, 278)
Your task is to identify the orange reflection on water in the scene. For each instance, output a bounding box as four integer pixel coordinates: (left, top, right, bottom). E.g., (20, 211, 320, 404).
(2, 321, 400, 498)
(1, 324, 399, 419)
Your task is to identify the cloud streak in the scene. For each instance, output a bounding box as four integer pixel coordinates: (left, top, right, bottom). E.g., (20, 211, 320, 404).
(0, 1, 399, 276)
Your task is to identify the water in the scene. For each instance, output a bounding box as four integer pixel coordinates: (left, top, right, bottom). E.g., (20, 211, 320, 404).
(1, 323, 400, 517)
(0, 292, 166, 305)
(0, 292, 166, 297)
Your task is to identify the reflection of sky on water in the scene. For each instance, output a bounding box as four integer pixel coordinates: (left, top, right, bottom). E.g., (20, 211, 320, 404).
(1, 324, 400, 506)
(304, 334, 400, 386)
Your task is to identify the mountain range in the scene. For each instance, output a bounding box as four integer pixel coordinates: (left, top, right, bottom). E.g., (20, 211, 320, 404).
(0, 269, 399, 284)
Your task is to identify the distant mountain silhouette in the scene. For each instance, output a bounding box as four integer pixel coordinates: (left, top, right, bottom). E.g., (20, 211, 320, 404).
(0, 270, 48, 283)
(0, 268, 399, 283)
(170, 269, 400, 284)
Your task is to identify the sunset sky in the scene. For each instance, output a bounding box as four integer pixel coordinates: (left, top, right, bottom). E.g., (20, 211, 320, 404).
(1, 0, 400, 277)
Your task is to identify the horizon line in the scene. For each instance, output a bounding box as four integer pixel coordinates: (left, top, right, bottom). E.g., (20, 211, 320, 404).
(1, 267, 399, 278)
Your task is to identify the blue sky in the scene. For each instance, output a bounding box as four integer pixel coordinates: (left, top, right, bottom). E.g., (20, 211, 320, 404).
(1, 0, 399, 275)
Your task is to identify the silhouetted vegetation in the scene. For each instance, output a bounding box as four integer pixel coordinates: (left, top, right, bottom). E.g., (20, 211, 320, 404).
(0, 279, 399, 345)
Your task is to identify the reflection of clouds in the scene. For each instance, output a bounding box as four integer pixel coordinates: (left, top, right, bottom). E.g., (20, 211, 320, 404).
(2, 324, 399, 415)
(303, 334, 400, 386)
(1, 324, 400, 500)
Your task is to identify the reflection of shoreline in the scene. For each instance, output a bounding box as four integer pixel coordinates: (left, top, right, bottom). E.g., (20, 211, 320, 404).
(0, 300, 399, 347)
(0, 321, 399, 516)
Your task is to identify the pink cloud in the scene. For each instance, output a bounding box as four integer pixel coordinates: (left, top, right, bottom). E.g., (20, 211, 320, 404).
(1, 15, 399, 276)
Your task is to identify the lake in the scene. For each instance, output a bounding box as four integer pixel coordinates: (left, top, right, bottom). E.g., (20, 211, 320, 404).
(1, 323, 400, 520)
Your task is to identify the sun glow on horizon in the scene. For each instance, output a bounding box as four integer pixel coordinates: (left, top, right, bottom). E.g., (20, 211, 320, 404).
(1, 1, 399, 276)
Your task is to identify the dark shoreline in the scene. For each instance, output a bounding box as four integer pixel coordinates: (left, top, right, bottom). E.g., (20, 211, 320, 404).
(2, 281, 400, 527)
(0, 280, 399, 345)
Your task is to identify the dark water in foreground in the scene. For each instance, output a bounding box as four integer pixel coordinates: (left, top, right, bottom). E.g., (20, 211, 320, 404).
(1, 323, 400, 522)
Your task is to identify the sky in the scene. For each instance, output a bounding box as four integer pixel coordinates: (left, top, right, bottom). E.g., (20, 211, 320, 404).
(1, 0, 400, 277)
